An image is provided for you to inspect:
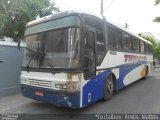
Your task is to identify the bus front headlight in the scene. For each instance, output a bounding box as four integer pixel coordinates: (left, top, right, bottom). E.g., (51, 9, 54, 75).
(55, 81, 80, 92)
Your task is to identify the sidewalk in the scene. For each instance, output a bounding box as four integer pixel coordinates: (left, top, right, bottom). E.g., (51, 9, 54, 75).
(150, 66, 160, 77)
(153, 64, 160, 70)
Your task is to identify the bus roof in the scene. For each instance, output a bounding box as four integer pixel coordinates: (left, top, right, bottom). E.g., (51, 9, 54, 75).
(26, 10, 102, 27)
(26, 10, 152, 45)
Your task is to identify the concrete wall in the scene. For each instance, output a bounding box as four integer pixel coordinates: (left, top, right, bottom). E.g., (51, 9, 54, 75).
(0, 42, 24, 97)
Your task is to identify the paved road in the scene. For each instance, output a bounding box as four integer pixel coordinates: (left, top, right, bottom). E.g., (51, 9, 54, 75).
(0, 68, 160, 115)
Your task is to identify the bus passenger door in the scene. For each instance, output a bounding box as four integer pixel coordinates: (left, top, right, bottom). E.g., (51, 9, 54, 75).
(83, 28, 96, 80)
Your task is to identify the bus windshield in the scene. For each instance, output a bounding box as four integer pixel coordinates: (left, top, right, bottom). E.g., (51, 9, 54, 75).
(22, 27, 80, 70)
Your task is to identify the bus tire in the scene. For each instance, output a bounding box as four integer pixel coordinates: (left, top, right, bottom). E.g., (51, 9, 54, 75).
(103, 75, 114, 101)
(143, 66, 148, 80)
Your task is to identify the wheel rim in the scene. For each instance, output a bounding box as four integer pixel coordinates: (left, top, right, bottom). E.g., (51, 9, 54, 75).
(106, 78, 113, 93)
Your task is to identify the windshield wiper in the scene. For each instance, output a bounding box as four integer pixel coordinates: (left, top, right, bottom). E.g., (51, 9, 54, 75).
(25, 47, 45, 71)
(25, 47, 55, 74)
(25, 53, 36, 71)
(45, 59, 55, 74)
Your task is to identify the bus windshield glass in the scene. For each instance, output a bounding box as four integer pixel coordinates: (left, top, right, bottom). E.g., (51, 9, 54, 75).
(22, 28, 80, 69)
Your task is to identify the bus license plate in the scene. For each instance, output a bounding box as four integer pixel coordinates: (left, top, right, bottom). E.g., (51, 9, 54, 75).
(35, 91, 44, 96)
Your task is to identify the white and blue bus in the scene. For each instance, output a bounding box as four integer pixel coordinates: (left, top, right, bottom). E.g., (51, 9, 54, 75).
(20, 11, 153, 108)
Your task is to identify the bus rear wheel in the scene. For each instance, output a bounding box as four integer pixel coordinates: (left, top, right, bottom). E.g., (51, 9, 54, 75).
(143, 66, 148, 80)
(103, 75, 114, 101)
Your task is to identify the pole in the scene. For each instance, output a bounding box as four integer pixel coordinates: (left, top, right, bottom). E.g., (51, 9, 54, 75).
(101, 0, 103, 16)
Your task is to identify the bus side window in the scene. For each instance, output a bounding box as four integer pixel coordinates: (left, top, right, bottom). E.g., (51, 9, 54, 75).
(96, 30, 106, 65)
(133, 38, 140, 52)
(108, 28, 116, 48)
(149, 44, 152, 54)
(84, 16, 106, 66)
(140, 41, 145, 53)
(123, 33, 132, 51)
(84, 30, 95, 68)
(84, 29, 96, 79)
(116, 31, 123, 49)
(145, 43, 149, 53)
(108, 27, 122, 49)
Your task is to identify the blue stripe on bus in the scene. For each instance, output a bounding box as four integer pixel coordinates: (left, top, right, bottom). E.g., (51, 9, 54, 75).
(21, 85, 80, 109)
(82, 70, 111, 107)
(82, 61, 148, 107)
(117, 61, 148, 90)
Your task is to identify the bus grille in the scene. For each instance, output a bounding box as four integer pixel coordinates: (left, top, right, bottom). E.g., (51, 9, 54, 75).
(27, 79, 52, 89)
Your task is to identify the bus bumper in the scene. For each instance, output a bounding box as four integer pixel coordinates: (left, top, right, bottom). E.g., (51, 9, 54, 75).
(20, 85, 80, 109)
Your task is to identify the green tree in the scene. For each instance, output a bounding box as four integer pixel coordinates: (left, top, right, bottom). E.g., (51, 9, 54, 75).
(0, 0, 59, 42)
(138, 33, 160, 59)
(153, 0, 160, 22)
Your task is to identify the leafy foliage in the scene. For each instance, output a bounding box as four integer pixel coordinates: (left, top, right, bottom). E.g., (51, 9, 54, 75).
(155, 0, 160, 5)
(153, 17, 160, 22)
(154, 0, 160, 22)
(138, 33, 160, 59)
(0, 0, 59, 42)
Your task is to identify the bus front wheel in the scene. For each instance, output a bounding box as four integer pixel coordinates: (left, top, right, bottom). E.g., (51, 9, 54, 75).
(103, 75, 114, 101)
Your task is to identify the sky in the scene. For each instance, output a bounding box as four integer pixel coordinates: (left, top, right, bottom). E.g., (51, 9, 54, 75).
(55, 0, 160, 36)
